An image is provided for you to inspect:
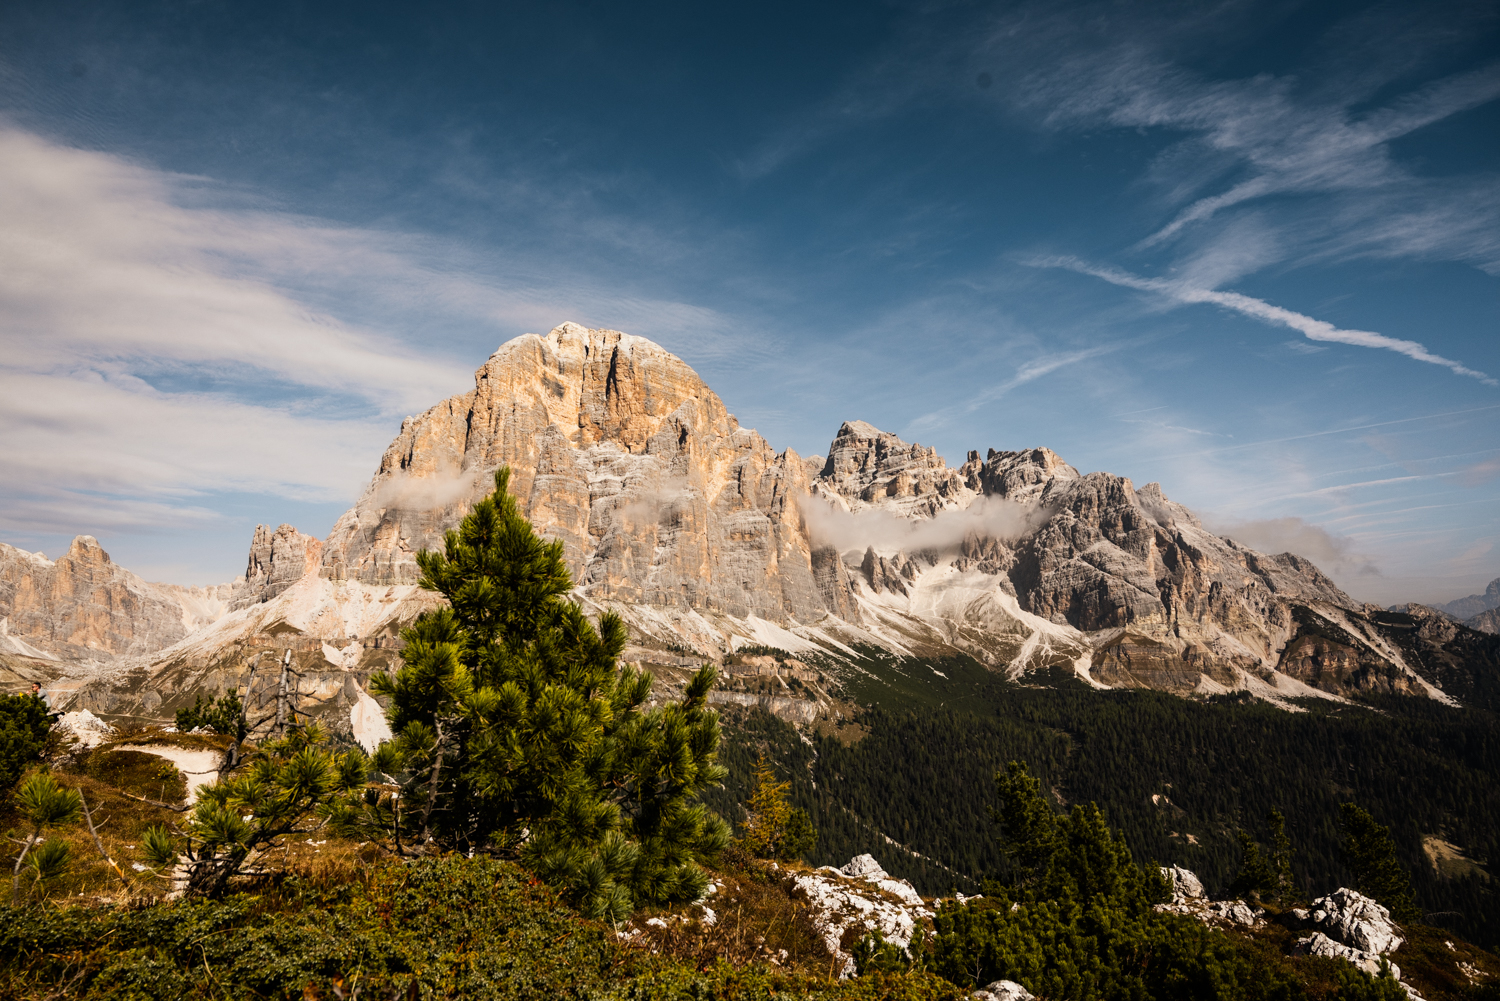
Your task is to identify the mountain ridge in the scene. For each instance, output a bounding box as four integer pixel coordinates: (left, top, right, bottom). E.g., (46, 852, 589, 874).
(7, 322, 1497, 730)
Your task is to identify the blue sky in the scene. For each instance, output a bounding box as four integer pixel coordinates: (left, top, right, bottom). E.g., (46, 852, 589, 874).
(1, 0, 1496, 606)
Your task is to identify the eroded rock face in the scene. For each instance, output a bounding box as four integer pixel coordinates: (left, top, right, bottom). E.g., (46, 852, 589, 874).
(0, 538, 232, 661)
(293, 324, 1457, 703)
(231, 524, 324, 610)
(319, 323, 838, 626)
(16, 323, 1479, 715)
(818, 421, 973, 517)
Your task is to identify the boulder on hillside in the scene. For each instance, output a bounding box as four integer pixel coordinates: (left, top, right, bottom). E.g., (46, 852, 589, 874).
(973, 980, 1036, 1001)
(1154, 865, 1262, 926)
(1306, 887, 1404, 955)
(1288, 887, 1405, 971)
(791, 853, 933, 978)
(54, 708, 115, 749)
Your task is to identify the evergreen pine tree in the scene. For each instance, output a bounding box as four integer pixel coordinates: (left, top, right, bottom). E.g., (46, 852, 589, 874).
(10, 771, 80, 905)
(1228, 808, 1296, 906)
(368, 467, 730, 921)
(1340, 803, 1419, 923)
(1229, 829, 1274, 901)
(0, 694, 51, 793)
(740, 755, 816, 860)
(1268, 808, 1296, 905)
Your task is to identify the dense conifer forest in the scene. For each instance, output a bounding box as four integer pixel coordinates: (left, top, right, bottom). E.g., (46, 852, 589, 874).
(705, 660, 1500, 952)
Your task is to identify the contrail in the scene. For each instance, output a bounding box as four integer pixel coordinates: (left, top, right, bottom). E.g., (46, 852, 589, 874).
(1032, 256, 1496, 386)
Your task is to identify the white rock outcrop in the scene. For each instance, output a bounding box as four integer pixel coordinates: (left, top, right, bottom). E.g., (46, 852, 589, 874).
(1302, 887, 1405, 956)
(54, 709, 115, 749)
(791, 854, 934, 978)
(1155, 865, 1263, 926)
(1293, 888, 1422, 996)
(972, 981, 1036, 1001)
(1296, 931, 1400, 979)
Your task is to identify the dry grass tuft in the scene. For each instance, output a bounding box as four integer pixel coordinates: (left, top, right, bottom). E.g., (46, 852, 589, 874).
(624, 852, 837, 975)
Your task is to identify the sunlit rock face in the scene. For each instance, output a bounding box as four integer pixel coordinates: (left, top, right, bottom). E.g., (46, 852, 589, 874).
(0, 536, 231, 661)
(12, 323, 1478, 719)
(231, 523, 323, 610)
(299, 323, 1452, 702)
(318, 322, 838, 625)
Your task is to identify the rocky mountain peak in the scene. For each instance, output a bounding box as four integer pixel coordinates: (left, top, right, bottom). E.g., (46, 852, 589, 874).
(65, 535, 111, 565)
(231, 524, 324, 610)
(1426, 576, 1500, 620)
(817, 420, 972, 517)
(19, 322, 1475, 720)
(1, 535, 229, 662)
(956, 447, 1081, 505)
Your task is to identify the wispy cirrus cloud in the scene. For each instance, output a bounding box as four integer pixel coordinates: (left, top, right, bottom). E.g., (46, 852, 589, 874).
(0, 126, 736, 539)
(1034, 256, 1497, 385)
(905, 341, 1127, 434)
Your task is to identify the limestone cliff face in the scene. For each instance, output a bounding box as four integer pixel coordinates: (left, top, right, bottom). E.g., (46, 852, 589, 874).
(14, 322, 1482, 717)
(301, 324, 1451, 703)
(319, 323, 836, 625)
(815, 420, 973, 517)
(0, 537, 231, 661)
(804, 426, 1366, 693)
(231, 524, 324, 610)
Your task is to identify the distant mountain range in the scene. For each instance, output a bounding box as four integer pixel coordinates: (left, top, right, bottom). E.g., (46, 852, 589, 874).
(1401, 578, 1500, 626)
(3, 323, 1498, 736)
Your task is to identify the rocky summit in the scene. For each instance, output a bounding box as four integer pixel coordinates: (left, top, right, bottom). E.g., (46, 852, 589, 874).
(11, 323, 1497, 732)
(0, 536, 231, 666)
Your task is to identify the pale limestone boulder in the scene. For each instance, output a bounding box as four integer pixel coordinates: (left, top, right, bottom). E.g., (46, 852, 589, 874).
(1162, 865, 1205, 903)
(1295, 931, 1401, 981)
(1153, 865, 1262, 926)
(54, 709, 115, 748)
(972, 981, 1036, 1001)
(792, 854, 933, 978)
(1306, 888, 1404, 956)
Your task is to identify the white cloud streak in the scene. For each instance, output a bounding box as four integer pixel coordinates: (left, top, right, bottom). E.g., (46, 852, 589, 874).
(1039, 256, 1497, 385)
(1204, 515, 1379, 576)
(0, 126, 740, 543)
(800, 495, 1043, 554)
(906, 342, 1126, 434)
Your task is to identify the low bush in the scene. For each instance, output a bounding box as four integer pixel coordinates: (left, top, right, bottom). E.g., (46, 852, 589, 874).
(0, 855, 962, 1000)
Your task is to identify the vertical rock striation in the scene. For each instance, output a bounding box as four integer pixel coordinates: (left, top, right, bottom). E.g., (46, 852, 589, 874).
(0, 537, 232, 661)
(318, 323, 840, 625)
(231, 524, 324, 609)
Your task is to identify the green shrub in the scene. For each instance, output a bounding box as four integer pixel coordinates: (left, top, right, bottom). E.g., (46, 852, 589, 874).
(0, 694, 50, 792)
(173, 691, 244, 737)
(0, 856, 965, 1000)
